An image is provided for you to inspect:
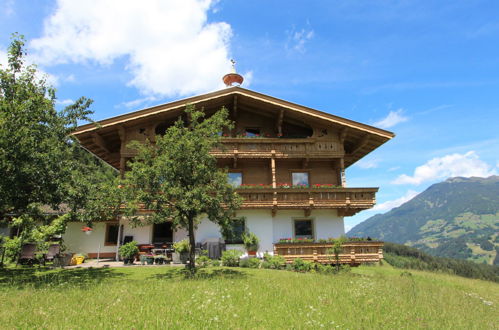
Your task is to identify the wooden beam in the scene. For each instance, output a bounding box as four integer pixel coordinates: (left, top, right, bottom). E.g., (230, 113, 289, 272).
(339, 127, 348, 144)
(348, 134, 370, 155)
(91, 133, 110, 154)
(271, 157, 276, 188)
(276, 108, 284, 136)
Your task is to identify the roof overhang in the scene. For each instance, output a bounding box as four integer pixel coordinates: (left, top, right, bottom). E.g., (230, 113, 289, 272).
(73, 87, 394, 168)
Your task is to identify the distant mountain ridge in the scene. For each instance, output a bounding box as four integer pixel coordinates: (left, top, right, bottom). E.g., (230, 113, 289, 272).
(349, 176, 499, 264)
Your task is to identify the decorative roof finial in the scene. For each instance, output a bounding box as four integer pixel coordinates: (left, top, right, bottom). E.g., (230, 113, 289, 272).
(231, 59, 237, 73)
(223, 59, 244, 87)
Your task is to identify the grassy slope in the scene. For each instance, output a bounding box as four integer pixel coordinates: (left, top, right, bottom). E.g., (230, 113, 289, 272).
(0, 265, 497, 329)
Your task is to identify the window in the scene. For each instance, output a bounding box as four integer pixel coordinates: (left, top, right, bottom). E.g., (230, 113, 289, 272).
(105, 223, 119, 246)
(294, 219, 313, 239)
(292, 172, 309, 187)
(244, 128, 260, 137)
(223, 218, 245, 244)
(228, 172, 242, 187)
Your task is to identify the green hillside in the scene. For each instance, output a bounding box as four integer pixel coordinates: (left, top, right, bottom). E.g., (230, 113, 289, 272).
(349, 176, 499, 264)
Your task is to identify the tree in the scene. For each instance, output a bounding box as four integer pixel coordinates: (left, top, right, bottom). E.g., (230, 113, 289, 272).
(0, 34, 114, 257)
(122, 105, 241, 273)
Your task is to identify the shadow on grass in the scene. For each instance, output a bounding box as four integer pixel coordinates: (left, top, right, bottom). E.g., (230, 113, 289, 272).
(0, 266, 126, 289)
(152, 267, 248, 281)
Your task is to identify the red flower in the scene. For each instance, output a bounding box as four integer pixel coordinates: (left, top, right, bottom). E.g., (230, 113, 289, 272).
(81, 226, 93, 232)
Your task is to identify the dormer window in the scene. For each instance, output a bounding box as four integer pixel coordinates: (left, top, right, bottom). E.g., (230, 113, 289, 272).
(244, 128, 260, 137)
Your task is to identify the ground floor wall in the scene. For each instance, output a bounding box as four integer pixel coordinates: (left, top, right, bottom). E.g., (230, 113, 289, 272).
(62, 209, 345, 258)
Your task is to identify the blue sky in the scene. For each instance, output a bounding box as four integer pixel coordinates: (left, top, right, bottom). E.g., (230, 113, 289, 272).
(1, 0, 498, 231)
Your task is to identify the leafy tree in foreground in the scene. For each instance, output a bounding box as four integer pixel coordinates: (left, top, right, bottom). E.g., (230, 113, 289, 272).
(122, 105, 241, 273)
(0, 34, 115, 258)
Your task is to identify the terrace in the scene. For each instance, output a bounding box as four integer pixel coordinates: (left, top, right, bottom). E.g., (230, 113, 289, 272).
(273, 241, 384, 265)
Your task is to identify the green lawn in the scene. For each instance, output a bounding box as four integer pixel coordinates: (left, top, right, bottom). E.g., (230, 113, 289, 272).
(0, 264, 497, 329)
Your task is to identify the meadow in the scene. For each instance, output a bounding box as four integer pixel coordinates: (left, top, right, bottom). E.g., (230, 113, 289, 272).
(0, 264, 497, 329)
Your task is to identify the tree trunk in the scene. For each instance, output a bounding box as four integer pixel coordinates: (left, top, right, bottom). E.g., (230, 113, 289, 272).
(187, 214, 196, 274)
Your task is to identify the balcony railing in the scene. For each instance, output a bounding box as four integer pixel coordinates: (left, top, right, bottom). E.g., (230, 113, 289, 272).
(235, 187, 377, 213)
(274, 241, 384, 265)
(211, 137, 343, 158)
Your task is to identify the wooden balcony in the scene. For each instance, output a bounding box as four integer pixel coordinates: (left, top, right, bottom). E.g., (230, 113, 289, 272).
(236, 187, 378, 215)
(211, 137, 344, 159)
(274, 241, 384, 265)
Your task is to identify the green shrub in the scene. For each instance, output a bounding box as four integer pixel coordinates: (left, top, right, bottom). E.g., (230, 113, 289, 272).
(221, 249, 242, 267)
(239, 258, 250, 268)
(210, 259, 221, 267)
(248, 257, 261, 268)
(173, 239, 190, 254)
(119, 241, 139, 259)
(263, 254, 286, 269)
(291, 258, 312, 272)
(196, 255, 210, 268)
(261, 261, 271, 269)
(3, 236, 22, 262)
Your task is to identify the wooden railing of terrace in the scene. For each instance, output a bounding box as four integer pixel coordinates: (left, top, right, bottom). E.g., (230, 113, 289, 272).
(273, 241, 384, 265)
(236, 187, 377, 216)
(210, 138, 343, 159)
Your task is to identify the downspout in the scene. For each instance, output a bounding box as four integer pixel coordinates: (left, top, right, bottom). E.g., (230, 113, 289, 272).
(115, 216, 122, 261)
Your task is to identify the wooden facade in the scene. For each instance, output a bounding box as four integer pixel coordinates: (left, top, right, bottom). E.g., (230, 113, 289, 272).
(274, 241, 384, 265)
(73, 87, 393, 217)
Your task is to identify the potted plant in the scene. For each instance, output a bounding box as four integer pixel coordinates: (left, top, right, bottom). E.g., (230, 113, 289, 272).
(154, 255, 165, 265)
(173, 239, 190, 264)
(119, 241, 139, 265)
(145, 254, 155, 265)
(242, 232, 259, 257)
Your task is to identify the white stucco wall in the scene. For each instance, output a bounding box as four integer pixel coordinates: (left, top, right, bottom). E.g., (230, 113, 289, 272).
(62, 210, 345, 256)
(121, 218, 151, 244)
(273, 209, 344, 242)
(62, 222, 117, 255)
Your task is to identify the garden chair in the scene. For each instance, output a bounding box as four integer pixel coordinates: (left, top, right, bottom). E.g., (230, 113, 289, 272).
(43, 244, 61, 265)
(18, 243, 37, 266)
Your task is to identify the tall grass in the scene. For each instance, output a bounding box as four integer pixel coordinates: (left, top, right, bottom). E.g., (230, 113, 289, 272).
(0, 265, 497, 329)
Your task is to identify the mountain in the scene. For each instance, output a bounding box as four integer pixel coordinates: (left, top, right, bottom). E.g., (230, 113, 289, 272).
(349, 176, 499, 265)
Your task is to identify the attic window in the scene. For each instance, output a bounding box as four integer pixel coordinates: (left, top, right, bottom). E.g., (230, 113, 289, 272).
(245, 128, 260, 137)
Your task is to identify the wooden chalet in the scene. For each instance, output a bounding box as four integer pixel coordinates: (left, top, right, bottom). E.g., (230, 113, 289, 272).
(63, 71, 394, 264)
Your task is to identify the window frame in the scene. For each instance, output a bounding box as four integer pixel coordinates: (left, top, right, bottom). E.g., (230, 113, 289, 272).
(104, 222, 120, 246)
(244, 127, 261, 137)
(223, 218, 246, 244)
(290, 170, 310, 187)
(293, 218, 315, 240)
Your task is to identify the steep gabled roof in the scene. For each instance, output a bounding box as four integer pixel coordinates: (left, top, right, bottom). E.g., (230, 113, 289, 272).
(73, 86, 394, 168)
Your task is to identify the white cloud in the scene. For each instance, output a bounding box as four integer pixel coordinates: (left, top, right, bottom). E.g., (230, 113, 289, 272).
(355, 158, 379, 169)
(286, 24, 314, 53)
(56, 99, 74, 106)
(30, 0, 234, 97)
(373, 109, 408, 129)
(392, 151, 497, 185)
(372, 190, 419, 212)
(118, 96, 159, 110)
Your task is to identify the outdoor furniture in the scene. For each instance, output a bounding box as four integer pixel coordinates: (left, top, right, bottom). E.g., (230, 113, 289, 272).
(44, 244, 61, 264)
(18, 243, 37, 265)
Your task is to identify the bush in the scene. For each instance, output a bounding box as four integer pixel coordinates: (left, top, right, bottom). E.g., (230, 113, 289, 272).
(263, 254, 286, 269)
(239, 258, 250, 268)
(248, 257, 261, 268)
(210, 259, 221, 267)
(196, 255, 210, 268)
(3, 237, 22, 262)
(291, 258, 313, 272)
(173, 239, 190, 254)
(119, 241, 139, 259)
(221, 249, 242, 267)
